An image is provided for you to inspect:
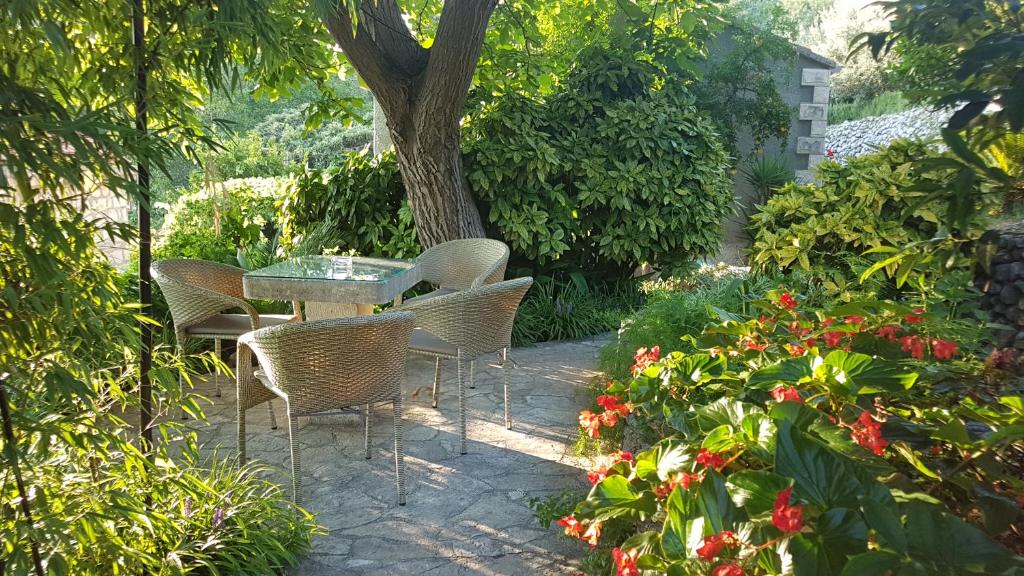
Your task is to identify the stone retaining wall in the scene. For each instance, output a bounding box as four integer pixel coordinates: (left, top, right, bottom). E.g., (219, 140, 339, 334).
(975, 223, 1024, 348)
(825, 107, 951, 162)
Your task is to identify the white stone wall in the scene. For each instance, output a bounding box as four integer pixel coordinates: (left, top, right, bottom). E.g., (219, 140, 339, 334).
(825, 107, 951, 162)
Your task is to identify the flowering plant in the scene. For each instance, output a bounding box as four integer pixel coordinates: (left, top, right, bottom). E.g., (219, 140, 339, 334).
(563, 292, 1024, 574)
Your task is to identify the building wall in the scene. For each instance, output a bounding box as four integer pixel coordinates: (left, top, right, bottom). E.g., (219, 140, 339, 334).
(708, 30, 834, 264)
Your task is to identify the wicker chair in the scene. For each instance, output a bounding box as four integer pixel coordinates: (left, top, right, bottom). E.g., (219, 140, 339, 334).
(236, 312, 415, 505)
(401, 238, 510, 394)
(400, 277, 532, 455)
(152, 259, 297, 423)
(406, 238, 509, 303)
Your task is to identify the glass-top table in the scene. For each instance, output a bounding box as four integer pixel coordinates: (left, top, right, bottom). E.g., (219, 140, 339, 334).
(243, 256, 421, 316)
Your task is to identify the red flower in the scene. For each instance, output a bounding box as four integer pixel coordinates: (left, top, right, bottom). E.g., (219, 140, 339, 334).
(600, 410, 620, 427)
(787, 344, 806, 357)
(805, 337, 817, 348)
(931, 339, 958, 361)
(851, 410, 888, 456)
(899, 335, 925, 359)
(788, 321, 811, 338)
(743, 337, 767, 352)
(771, 386, 802, 403)
(612, 547, 640, 576)
(821, 317, 835, 328)
(696, 530, 740, 561)
(875, 324, 900, 342)
(844, 315, 865, 325)
(772, 487, 804, 532)
(587, 451, 633, 485)
(823, 331, 845, 347)
(696, 448, 726, 470)
(654, 471, 703, 499)
(558, 514, 583, 538)
(778, 292, 798, 310)
(631, 346, 661, 375)
(712, 563, 745, 576)
(904, 309, 924, 324)
(579, 410, 602, 438)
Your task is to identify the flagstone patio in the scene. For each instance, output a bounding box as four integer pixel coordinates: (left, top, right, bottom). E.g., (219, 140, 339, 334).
(190, 336, 610, 575)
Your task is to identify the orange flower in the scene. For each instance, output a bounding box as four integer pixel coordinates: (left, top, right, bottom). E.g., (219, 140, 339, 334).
(557, 514, 583, 538)
(586, 451, 633, 485)
(582, 521, 602, 547)
(631, 346, 661, 376)
(579, 410, 602, 438)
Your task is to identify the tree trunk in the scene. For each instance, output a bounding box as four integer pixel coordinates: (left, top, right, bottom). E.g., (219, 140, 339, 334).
(323, 0, 495, 248)
(389, 115, 484, 247)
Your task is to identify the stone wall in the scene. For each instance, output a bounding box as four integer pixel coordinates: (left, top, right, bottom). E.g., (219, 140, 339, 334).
(825, 107, 950, 162)
(975, 223, 1024, 349)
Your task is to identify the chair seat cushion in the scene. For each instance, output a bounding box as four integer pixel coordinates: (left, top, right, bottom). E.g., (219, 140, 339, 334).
(409, 328, 458, 356)
(186, 313, 295, 337)
(402, 287, 457, 305)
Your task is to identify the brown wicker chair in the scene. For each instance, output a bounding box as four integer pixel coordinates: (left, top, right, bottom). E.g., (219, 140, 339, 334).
(400, 277, 532, 455)
(236, 312, 415, 505)
(152, 259, 298, 424)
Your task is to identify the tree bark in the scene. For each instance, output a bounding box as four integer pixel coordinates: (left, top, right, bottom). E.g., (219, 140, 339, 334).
(323, 0, 495, 247)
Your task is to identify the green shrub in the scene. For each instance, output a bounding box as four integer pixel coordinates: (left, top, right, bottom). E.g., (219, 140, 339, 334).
(278, 149, 419, 259)
(254, 108, 373, 169)
(749, 139, 994, 295)
(198, 132, 297, 182)
(464, 48, 734, 280)
(829, 91, 912, 124)
(155, 177, 283, 265)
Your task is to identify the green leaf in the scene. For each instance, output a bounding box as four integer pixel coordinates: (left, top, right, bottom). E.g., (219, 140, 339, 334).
(789, 508, 868, 576)
(860, 496, 907, 553)
(579, 475, 657, 522)
(726, 470, 791, 518)
(696, 469, 738, 534)
(661, 486, 693, 560)
(821, 350, 917, 397)
(747, 357, 814, 390)
(839, 551, 902, 576)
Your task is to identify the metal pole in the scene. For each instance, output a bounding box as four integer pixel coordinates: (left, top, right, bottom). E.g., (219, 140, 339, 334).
(133, 0, 153, 452)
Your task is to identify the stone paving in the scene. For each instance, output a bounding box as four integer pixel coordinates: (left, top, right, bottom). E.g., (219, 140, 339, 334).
(190, 336, 610, 575)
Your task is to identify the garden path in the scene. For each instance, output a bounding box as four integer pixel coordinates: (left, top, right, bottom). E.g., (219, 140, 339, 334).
(192, 336, 610, 575)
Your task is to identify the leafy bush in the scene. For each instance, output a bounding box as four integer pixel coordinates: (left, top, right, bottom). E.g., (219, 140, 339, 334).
(198, 132, 297, 182)
(828, 91, 911, 125)
(155, 177, 283, 266)
(464, 48, 734, 280)
(254, 108, 373, 169)
(278, 149, 419, 259)
(749, 139, 994, 294)
(558, 292, 1023, 575)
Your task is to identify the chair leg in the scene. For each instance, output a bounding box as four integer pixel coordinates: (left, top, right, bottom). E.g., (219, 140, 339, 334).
(468, 360, 475, 389)
(393, 395, 406, 505)
(457, 351, 467, 455)
(213, 338, 223, 398)
(286, 411, 302, 505)
(267, 400, 278, 430)
(237, 394, 247, 463)
(502, 348, 512, 430)
(364, 403, 372, 459)
(431, 357, 442, 408)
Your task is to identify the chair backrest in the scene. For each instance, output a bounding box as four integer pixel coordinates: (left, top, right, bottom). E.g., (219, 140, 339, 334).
(415, 239, 509, 290)
(151, 259, 249, 333)
(241, 311, 415, 415)
(402, 277, 533, 358)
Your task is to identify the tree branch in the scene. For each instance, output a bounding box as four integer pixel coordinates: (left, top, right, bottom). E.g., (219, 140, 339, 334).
(322, 5, 403, 102)
(415, 0, 498, 132)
